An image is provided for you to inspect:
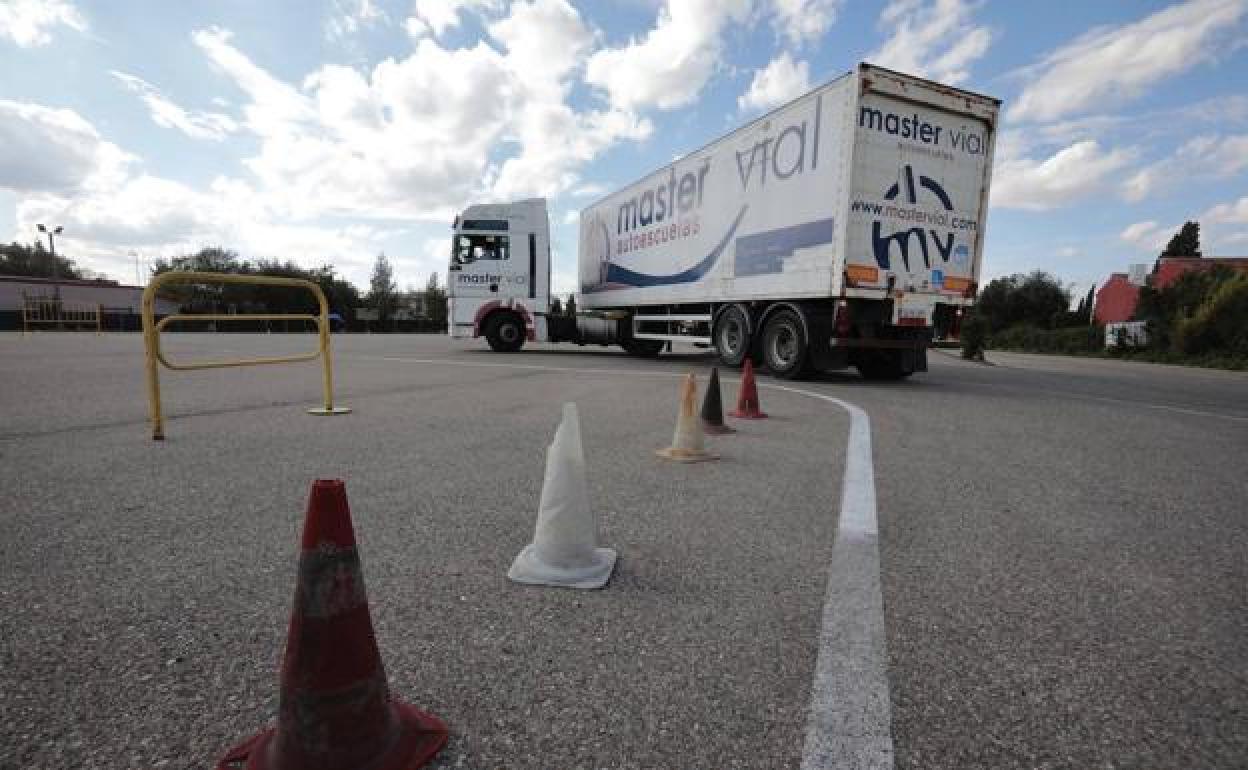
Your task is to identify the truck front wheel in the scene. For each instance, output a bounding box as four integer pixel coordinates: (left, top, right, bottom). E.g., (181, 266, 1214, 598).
(484, 312, 526, 352)
(714, 305, 751, 367)
(761, 308, 810, 379)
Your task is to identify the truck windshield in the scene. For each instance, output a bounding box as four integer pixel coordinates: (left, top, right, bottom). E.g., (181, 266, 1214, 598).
(453, 234, 509, 266)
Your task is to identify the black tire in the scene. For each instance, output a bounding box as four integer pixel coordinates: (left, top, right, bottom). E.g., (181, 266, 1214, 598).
(855, 350, 914, 380)
(761, 308, 810, 379)
(714, 304, 752, 367)
(485, 312, 526, 352)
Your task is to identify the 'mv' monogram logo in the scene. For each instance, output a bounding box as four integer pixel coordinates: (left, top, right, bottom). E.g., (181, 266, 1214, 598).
(872, 165, 955, 272)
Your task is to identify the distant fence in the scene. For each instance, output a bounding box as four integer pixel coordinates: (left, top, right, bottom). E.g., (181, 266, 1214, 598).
(21, 296, 101, 334)
(0, 309, 445, 334)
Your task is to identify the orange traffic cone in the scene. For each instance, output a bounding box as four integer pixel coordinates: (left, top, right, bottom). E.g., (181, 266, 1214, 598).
(656, 373, 718, 463)
(700, 367, 735, 434)
(216, 480, 447, 770)
(728, 358, 768, 419)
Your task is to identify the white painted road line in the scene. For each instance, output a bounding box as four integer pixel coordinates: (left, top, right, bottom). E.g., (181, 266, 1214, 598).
(771, 386, 894, 770)
(364, 355, 896, 770)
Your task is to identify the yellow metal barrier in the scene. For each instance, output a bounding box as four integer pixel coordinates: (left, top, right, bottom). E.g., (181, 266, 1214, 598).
(22, 296, 102, 335)
(141, 271, 351, 440)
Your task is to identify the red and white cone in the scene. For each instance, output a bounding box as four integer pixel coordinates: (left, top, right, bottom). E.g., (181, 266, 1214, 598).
(216, 479, 447, 770)
(728, 358, 768, 419)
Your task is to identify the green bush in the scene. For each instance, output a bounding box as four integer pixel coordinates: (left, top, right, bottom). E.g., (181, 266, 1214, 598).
(960, 312, 988, 360)
(988, 324, 1103, 354)
(1173, 274, 1248, 356)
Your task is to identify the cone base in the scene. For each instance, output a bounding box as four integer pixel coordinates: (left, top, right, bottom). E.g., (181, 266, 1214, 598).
(216, 699, 448, 770)
(508, 544, 618, 589)
(727, 409, 768, 419)
(655, 447, 719, 463)
(701, 420, 736, 434)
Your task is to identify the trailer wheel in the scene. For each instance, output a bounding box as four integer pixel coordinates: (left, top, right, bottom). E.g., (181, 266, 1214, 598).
(485, 312, 526, 352)
(714, 305, 751, 367)
(761, 308, 810, 379)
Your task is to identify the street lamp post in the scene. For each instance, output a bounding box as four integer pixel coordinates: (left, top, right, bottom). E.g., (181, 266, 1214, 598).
(36, 223, 62, 255)
(36, 224, 64, 282)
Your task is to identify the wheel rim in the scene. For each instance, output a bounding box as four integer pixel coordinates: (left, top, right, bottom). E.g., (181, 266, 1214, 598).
(719, 315, 745, 356)
(500, 322, 520, 343)
(770, 323, 798, 368)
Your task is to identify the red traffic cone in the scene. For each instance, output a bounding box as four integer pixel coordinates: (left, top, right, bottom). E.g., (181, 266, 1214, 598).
(728, 359, 768, 419)
(216, 479, 447, 770)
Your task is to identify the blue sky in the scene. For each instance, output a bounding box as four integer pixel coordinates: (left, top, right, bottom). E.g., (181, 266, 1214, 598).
(2, 0, 1246, 298)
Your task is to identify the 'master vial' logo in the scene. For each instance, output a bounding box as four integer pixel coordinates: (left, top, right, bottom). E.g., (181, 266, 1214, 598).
(871, 164, 956, 272)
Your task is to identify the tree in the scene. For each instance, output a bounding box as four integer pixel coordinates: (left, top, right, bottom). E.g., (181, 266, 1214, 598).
(1, 241, 83, 280)
(149, 248, 360, 320)
(1160, 221, 1201, 258)
(549, 296, 563, 316)
(975, 271, 1071, 332)
(1074, 285, 1096, 324)
(564, 294, 577, 317)
(1134, 264, 1237, 351)
(424, 271, 447, 325)
(367, 253, 398, 323)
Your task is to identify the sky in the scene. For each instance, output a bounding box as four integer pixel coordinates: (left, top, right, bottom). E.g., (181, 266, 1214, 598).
(1, 0, 1246, 299)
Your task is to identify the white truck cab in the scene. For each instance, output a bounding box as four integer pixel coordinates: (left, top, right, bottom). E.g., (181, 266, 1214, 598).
(447, 198, 551, 351)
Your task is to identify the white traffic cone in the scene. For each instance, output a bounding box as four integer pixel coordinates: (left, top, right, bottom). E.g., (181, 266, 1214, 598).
(508, 403, 618, 589)
(656, 373, 718, 463)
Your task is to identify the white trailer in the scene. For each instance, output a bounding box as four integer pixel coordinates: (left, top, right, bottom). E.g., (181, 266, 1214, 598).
(447, 63, 1000, 379)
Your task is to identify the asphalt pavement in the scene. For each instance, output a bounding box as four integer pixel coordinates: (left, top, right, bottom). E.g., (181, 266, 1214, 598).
(1, 332, 1245, 769)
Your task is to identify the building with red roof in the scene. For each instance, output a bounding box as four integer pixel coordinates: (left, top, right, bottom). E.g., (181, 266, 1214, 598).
(1093, 273, 1140, 325)
(1093, 256, 1248, 325)
(1151, 257, 1248, 290)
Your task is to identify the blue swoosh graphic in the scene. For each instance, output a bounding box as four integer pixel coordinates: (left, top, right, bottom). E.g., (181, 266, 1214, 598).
(604, 205, 749, 288)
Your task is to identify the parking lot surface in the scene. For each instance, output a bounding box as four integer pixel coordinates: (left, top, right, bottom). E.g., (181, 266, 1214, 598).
(1, 333, 847, 769)
(3, 332, 1246, 769)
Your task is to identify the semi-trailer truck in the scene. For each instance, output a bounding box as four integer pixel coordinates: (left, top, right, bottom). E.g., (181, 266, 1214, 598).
(446, 62, 1000, 380)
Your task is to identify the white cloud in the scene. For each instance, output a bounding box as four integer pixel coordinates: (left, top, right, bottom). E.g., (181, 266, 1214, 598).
(407, 0, 501, 38)
(991, 140, 1135, 210)
(1122, 133, 1248, 202)
(5, 3, 661, 284)
(1118, 219, 1214, 253)
(568, 182, 606, 198)
(326, 0, 387, 40)
(0, 0, 84, 47)
(1204, 195, 1248, 224)
(585, 0, 751, 111)
(768, 0, 841, 46)
(562, 209, 579, 225)
(1009, 0, 1248, 123)
(1123, 219, 1158, 243)
(112, 71, 238, 141)
(866, 0, 993, 86)
(0, 100, 132, 194)
(738, 52, 810, 112)
(187, 5, 651, 221)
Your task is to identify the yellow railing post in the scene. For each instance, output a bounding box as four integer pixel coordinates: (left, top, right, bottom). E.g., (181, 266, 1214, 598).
(141, 271, 351, 440)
